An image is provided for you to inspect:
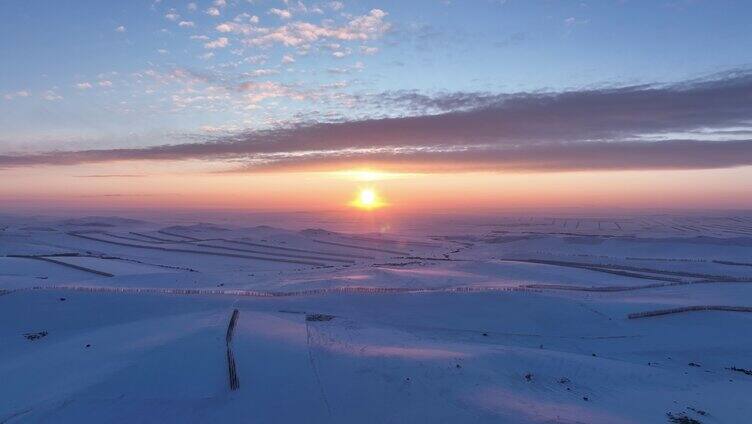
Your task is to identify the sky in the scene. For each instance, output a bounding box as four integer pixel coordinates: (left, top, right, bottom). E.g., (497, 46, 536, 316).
(1, 0, 752, 212)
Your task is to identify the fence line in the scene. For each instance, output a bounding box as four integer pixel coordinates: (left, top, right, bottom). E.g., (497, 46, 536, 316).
(230, 238, 374, 260)
(628, 305, 752, 319)
(313, 239, 408, 255)
(24, 284, 537, 298)
(7, 255, 114, 277)
(68, 232, 327, 266)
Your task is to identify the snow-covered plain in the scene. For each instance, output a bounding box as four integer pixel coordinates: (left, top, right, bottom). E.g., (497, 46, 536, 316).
(2, 213, 752, 423)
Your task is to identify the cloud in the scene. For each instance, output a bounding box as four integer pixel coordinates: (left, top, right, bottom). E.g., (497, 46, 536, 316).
(75, 174, 147, 178)
(227, 9, 390, 47)
(204, 37, 229, 49)
(236, 81, 307, 103)
(165, 12, 180, 21)
(42, 90, 62, 101)
(282, 54, 296, 64)
(187, 2, 197, 11)
(226, 140, 752, 173)
(4, 71, 752, 173)
(216, 23, 233, 32)
(327, 61, 364, 74)
(3, 90, 31, 100)
(178, 20, 195, 27)
(269, 8, 292, 19)
(564, 17, 589, 26)
(328, 1, 344, 11)
(75, 82, 93, 90)
(115, 25, 126, 32)
(98, 80, 113, 87)
(206, 7, 220, 16)
(243, 68, 280, 77)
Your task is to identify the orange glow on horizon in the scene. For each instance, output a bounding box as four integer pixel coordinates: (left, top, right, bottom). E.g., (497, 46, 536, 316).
(329, 168, 414, 182)
(2, 161, 752, 211)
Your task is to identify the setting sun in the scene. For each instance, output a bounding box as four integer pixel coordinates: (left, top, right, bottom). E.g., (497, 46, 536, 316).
(351, 188, 385, 210)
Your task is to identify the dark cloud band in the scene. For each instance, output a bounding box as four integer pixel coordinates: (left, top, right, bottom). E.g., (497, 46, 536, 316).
(2, 71, 752, 173)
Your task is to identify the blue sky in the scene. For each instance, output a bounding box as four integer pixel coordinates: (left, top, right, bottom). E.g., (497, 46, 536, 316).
(2, 0, 751, 154)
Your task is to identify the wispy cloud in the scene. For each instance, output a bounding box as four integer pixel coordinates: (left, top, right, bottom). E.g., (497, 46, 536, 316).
(42, 90, 63, 101)
(75, 174, 148, 178)
(218, 9, 390, 47)
(269, 8, 292, 20)
(3, 90, 31, 100)
(204, 37, 229, 49)
(165, 11, 180, 21)
(564, 17, 589, 26)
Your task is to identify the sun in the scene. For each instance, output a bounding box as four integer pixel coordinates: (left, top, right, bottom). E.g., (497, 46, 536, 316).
(360, 189, 376, 205)
(351, 188, 385, 210)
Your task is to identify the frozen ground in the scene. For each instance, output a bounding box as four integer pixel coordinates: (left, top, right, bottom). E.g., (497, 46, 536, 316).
(1, 213, 752, 423)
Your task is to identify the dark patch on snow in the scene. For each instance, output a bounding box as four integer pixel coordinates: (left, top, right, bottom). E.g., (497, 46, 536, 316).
(306, 314, 336, 322)
(23, 331, 48, 341)
(666, 412, 702, 423)
(726, 366, 752, 376)
(687, 407, 707, 416)
(300, 228, 335, 237)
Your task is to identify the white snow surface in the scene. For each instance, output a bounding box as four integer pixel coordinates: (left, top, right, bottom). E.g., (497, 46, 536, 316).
(1, 214, 752, 423)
